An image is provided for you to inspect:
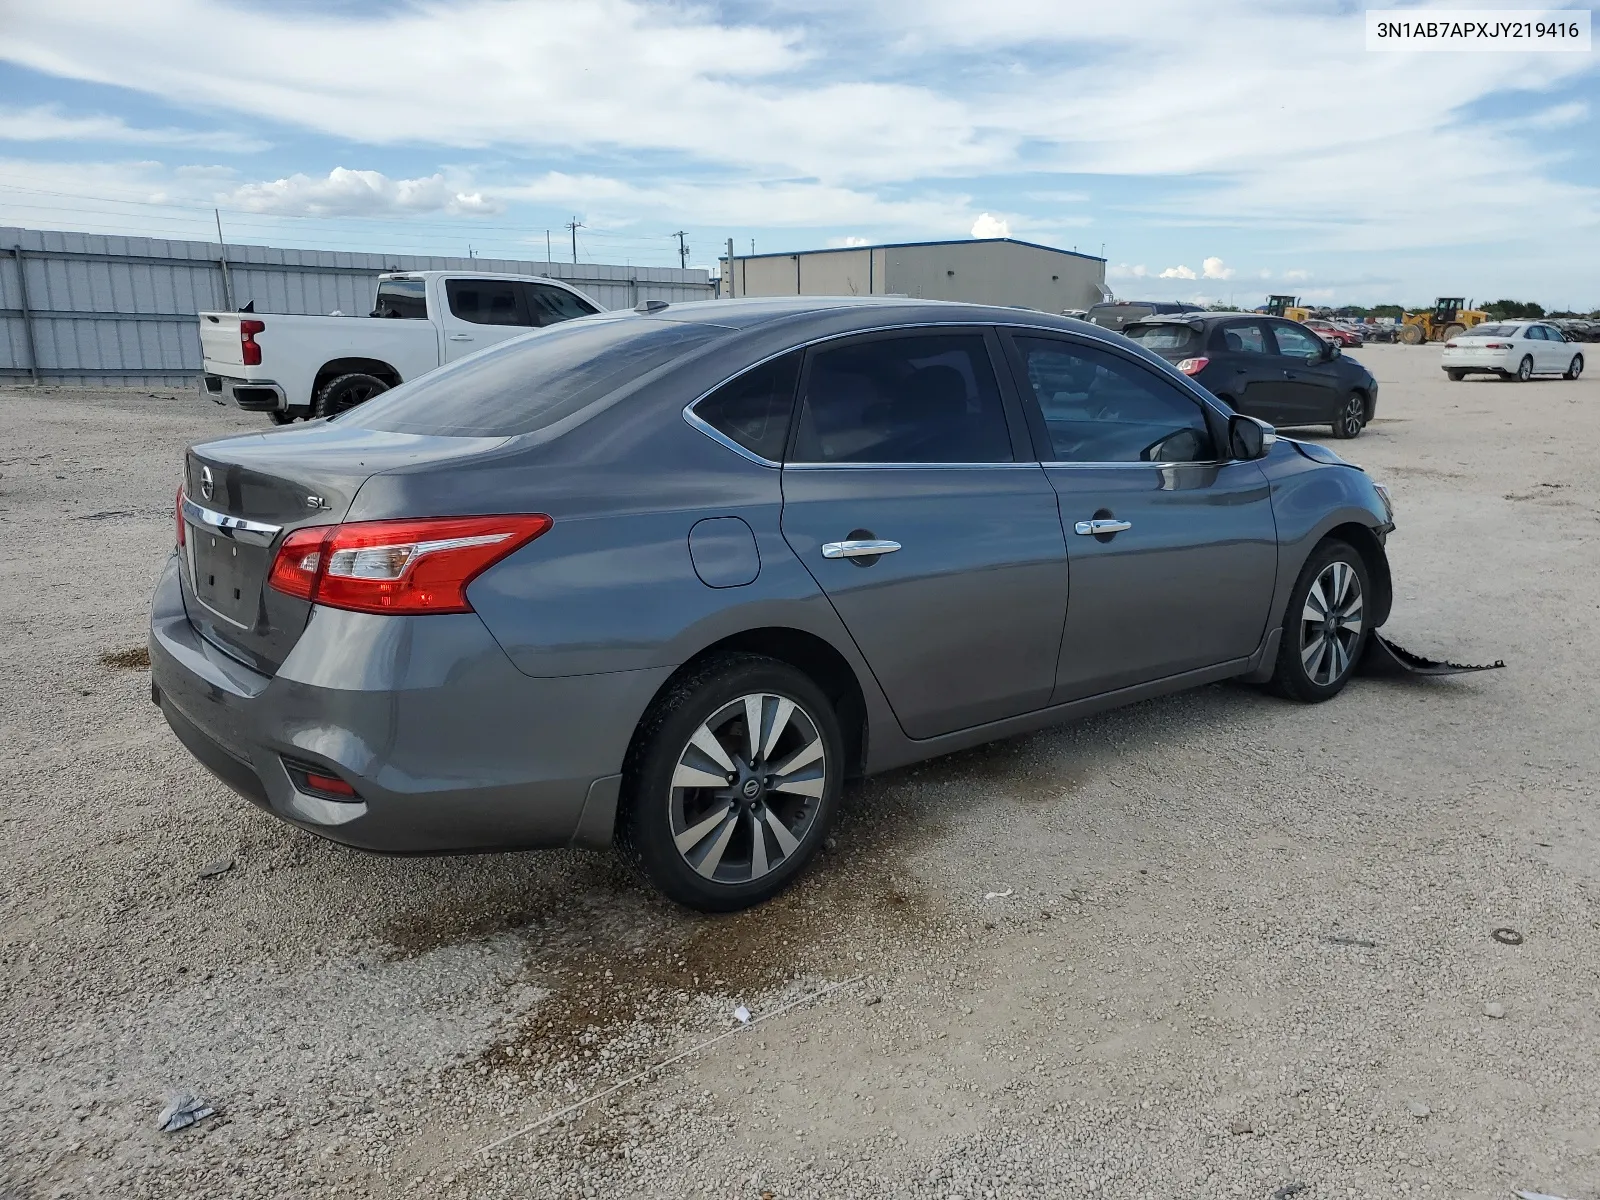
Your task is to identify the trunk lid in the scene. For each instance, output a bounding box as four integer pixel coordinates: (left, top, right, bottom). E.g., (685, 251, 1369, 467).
(180, 421, 508, 673)
(199, 312, 245, 369)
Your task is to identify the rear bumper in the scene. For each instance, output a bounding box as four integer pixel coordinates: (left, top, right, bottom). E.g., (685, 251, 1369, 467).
(147, 555, 671, 853)
(201, 373, 289, 412)
(1440, 351, 1510, 372)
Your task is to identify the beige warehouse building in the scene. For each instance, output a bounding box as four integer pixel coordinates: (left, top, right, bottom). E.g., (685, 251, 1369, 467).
(720, 237, 1108, 313)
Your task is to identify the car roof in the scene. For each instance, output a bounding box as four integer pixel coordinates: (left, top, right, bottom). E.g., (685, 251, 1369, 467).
(620, 294, 1098, 336)
(1127, 311, 1263, 325)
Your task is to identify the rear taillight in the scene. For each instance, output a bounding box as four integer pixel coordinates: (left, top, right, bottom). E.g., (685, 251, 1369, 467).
(268, 514, 552, 614)
(176, 487, 186, 547)
(1175, 356, 1210, 376)
(1485, 342, 1512, 349)
(240, 319, 265, 366)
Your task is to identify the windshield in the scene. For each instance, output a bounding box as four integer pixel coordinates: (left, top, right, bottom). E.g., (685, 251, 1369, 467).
(1123, 324, 1198, 351)
(372, 279, 427, 319)
(345, 317, 727, 436)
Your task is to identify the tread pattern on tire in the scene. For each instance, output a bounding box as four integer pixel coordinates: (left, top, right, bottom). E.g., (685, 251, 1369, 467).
(312, 372, 388, 420)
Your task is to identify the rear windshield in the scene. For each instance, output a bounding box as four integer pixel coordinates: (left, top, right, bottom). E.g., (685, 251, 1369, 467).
(1122, 323, 1198, 351)
(345, 317, 727, 436)
(372, 279, 427, 320)
(1086, 304, 1151, 328)
(1464, 324, 1518, 337)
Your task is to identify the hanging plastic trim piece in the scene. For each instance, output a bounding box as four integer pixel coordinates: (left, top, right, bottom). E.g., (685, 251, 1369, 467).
(1359, 633, 1505, 677)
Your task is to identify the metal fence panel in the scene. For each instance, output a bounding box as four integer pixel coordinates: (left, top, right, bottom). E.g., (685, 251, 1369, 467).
(0, 225, 715, 385)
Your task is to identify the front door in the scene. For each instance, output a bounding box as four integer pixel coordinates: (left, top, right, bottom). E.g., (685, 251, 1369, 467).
(1267, 320, 1342, 428)
(439, 277, 535, 362)
(1002, 332, 1279, 703)
(779, 329, 1069, 739)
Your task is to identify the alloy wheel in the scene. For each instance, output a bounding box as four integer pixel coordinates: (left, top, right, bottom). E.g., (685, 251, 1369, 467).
(1336, 394, 1364, 438)
(668, 693, 826, 885)
(334, 381, 382, 413)
(1299, 561, 1364, 687)
(1517, 356, 1533, 382)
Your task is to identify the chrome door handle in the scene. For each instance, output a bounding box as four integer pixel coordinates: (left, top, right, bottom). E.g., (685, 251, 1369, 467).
(822, 539, 901, 559)
(1074, 519, 1131, 536)
(447, 333, 474, 341)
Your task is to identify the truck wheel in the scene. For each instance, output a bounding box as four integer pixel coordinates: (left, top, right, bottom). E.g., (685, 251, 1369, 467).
(1397, 324, 1424, 345)
(1441, 323, 1466, 342)
(313, 373, 389, 419)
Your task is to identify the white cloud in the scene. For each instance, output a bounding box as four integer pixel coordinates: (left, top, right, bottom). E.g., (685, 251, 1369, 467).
(1283, 269, 1310, 281)
(1106, 263, 1148, 279)
(1159, 264, 1197, 280)
(826, 235, 872, 247)
(1201, 256, 1234, 280)
(0, 105, 269, 152)
(970, 212, 1010, 238)
(224, 168, 501, 217)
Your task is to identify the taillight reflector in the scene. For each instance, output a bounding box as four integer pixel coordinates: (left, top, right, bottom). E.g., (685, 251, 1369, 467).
(268, 514, 552, 614)
(240, 318, 265, 366)
(176, 486, 186, 547)
(1175, 356, 1210, 376)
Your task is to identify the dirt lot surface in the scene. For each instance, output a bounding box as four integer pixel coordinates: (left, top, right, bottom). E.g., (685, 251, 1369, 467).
(2, 348, 1598, 1199)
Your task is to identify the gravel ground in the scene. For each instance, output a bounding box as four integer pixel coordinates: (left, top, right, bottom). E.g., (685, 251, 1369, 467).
(2, 349, 1597, 1199)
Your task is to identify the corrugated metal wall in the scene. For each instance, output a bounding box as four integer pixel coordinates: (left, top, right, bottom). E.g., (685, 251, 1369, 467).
(0, 226, 715, 386)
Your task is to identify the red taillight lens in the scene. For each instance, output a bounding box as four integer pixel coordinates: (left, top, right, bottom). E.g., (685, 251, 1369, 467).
(268, 515, 552, 614)
(240, 318, 265, 366)
(1175, 356, 1210, 376)
(282, 757, 362, 800)
(1485, 342, 1512, 349)
(176, 487, 186, 547)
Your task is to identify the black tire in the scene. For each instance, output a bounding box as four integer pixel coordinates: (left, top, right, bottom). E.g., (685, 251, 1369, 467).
(1516, 356, 1534, 383)
(268, 410, 296, 425)
(1445, 369, 1466, 382)
(1565, 355, 1584, 381)
(312, 372, 389, 419)
(1330, 391, 1365, 439)
(618, 654, 843, 912)
(1266, 539, 1372, 703)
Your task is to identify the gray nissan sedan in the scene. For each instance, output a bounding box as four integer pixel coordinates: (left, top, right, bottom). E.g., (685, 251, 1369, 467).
(150, 297, 1396, 910)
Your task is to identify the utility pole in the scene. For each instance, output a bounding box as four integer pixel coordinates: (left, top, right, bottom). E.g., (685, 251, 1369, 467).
(546, 230, 552, 263)
(213, 208, 234, 311)
(565, 217, 583, 265)
(726, 237, 736, 298)
(672, 230, 689, 269)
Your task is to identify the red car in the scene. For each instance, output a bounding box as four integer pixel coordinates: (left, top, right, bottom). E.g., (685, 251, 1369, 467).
(1305, 320, 1365, 348)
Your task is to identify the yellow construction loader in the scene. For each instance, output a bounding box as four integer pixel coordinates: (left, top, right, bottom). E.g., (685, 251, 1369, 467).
(1265, 294, 1312, 322)
(1398, 298, 1488, 344)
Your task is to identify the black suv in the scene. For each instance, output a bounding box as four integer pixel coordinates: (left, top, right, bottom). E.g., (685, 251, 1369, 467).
(1122, 313, 1378, 439)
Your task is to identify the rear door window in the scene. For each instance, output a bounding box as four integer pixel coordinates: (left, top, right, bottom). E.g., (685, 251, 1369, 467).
(1216, 321, 1269, 354)
(1010, 335, 1215, 464)
(347, 317, 726, 436)
(791, 332, 1013, 464)
(522, 282, 599, 326)
(446, 278, 530, 326)
(692, 352, 801, 462)
(372, 279, 427, 319)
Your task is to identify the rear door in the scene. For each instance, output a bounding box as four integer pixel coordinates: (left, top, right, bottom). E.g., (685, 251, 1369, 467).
(778, 328, 1069, 739)
(439, 277, 535, 361)
(1533, 324, 1563, 371)
(1002, 332, 1278, 702)
(1267, 320, 1341, 427)
(1208, 319, 1291, 424)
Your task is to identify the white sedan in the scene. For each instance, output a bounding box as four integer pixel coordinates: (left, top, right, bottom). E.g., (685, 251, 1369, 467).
(1442, 320, 1585, 382)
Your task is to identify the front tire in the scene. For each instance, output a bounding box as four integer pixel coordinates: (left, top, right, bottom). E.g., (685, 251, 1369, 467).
(619, 655, 843, 912)
(312, 372, 389, 419)
(1267, 540, 1372, 703)
(1516, 356, 1534, 383)
(1330, 391, 1365, 439)
(1565, 355, 1584, 381)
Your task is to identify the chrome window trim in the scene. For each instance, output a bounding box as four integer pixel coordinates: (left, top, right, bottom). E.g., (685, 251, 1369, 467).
(680, 317, 1224, 466)
(180, 496, 283, 542)
(1039, 458, 1234, 470)
(784, 460, 1036, 471)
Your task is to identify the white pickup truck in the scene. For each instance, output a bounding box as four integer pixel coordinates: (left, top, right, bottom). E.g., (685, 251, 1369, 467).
(198, 270, 603, 422)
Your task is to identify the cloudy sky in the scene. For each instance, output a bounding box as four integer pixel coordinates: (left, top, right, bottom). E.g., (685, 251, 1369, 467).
(1, 0, 1596, 307)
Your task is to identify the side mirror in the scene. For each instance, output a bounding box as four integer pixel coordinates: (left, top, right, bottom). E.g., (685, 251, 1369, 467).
(1320, 341, 1340, 360)
(1229, 414, 1275, 460)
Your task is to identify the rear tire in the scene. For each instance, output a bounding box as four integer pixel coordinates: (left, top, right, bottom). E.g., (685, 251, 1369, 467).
(1441, 323, 1466, 342)
(312, 372, 389, 419)
(618, 654, 843, 912)
(1330, 391, 1365, 439)
(1445, 369, 1466, 381)
(1516, 356, 1534, 383)
(1566, 355, 1584, 380)
(268, 410, 296, 425)
(1267, 539, 1372, 703)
